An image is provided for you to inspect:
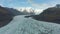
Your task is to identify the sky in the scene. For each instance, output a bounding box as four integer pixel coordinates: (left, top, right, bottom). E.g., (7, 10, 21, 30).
(0, 0, 60, 10)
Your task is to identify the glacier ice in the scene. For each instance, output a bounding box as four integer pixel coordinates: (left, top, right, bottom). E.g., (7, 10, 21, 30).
(0, 15, 60, 34)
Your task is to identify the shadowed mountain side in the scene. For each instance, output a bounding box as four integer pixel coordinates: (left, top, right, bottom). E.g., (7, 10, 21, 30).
(0, 6, 13, 28)
(4, 7, 24, 16)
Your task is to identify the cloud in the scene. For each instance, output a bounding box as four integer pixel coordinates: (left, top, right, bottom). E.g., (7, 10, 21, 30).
(27, 0, 60, 9)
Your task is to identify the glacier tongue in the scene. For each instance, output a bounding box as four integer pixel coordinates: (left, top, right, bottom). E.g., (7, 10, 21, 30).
(0, 15, 60, 34)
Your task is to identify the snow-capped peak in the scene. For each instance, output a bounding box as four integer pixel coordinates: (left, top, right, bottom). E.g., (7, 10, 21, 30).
(16, 7, 43, 14)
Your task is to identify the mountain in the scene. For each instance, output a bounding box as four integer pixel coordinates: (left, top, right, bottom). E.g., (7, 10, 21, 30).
(28, 4, 60, 24)
(20, 8, 35, 15)
(4, 7, 24, 16)
(17, 7, 43, 15)
(0, 6, 13, 27)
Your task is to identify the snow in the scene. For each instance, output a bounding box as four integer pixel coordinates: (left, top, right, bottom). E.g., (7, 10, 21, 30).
(16, 7, 43, 15)
(0, 15, 60, 34)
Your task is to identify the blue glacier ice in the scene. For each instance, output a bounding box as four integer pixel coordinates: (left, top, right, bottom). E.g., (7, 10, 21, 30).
(0, 15, 60, 34)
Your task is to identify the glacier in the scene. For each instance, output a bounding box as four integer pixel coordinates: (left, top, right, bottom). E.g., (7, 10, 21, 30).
(0, 15, 60, 34)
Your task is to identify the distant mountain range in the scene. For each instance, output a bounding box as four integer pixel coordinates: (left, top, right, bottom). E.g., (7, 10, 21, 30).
(16, 7, 43, 15)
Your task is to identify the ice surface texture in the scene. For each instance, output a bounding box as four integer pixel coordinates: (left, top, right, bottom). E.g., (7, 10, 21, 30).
(0, 15, 60, 34)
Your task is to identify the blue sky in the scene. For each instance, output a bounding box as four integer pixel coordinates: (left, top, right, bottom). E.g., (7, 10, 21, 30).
(0, 0, 60, 9)
(0, 0, 32, 8)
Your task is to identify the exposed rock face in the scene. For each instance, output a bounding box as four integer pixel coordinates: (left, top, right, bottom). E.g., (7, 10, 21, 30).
(0, 6, 13, 27)
(31, 5, 60, 24)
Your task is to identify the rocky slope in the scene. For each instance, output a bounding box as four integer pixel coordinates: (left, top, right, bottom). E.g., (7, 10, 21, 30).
(0, 6, 13, 27)
(29, 4, 60, 24)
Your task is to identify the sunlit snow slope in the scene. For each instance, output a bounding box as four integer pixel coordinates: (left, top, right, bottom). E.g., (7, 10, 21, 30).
(0, 15, 60, 34)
